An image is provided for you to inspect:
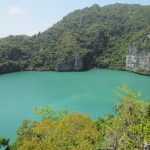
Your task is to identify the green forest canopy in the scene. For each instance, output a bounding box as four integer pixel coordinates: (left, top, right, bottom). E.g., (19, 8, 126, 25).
(0, 3, 150, 73)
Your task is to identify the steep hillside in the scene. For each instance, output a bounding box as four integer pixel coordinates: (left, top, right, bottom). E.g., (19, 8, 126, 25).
(0, 3, 150, 73)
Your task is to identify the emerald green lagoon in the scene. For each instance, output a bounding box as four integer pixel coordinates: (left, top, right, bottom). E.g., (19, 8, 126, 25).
(0, 69, 150, 142)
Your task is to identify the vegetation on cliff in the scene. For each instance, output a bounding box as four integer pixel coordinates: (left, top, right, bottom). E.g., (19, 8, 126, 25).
(1, 85, 150, 150)
(0, 4, 150, 73)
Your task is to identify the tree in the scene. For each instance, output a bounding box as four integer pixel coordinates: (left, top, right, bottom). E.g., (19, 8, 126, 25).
(97, 85, 150, 149)
(11, 85, 150, 149)
(0, 137, 10, 150)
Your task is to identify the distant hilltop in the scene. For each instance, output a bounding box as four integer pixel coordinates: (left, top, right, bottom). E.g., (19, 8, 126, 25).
(0, 3, 149, 74)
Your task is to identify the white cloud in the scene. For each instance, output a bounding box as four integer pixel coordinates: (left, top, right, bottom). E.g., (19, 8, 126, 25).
(8, 5, 27, 16)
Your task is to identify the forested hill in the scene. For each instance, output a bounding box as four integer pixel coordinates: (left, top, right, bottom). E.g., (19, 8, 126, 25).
(0, 3, 150, 73)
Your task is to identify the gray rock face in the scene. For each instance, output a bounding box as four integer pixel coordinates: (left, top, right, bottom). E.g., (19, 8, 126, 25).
(126, 45, 150, 75)
(55, 51, 83, 71)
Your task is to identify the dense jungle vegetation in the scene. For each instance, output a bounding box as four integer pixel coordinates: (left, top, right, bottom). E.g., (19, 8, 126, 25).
(0, 3, 150, 73)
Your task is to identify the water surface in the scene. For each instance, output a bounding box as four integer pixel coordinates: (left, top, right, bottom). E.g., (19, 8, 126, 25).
(0, 69, 150, 142)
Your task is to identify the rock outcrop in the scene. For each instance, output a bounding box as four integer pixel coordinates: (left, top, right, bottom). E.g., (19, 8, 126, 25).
(126, 43, 150, 75)
(55, 51, 83, 71)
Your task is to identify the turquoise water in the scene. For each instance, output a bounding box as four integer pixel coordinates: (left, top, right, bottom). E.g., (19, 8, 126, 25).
(0, 69, 150, 142)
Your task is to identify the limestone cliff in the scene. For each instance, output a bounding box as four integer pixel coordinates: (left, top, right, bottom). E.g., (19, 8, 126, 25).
(55, 51, 83, 71)
(126, 35, 150, 75)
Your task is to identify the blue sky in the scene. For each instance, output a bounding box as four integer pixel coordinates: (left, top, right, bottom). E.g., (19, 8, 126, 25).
(0, 0, 149, 38)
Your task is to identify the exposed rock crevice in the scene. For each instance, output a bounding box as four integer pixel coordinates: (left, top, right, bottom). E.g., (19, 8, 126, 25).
(126, 43, 150, 75)
(55, 51, 83, 71)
